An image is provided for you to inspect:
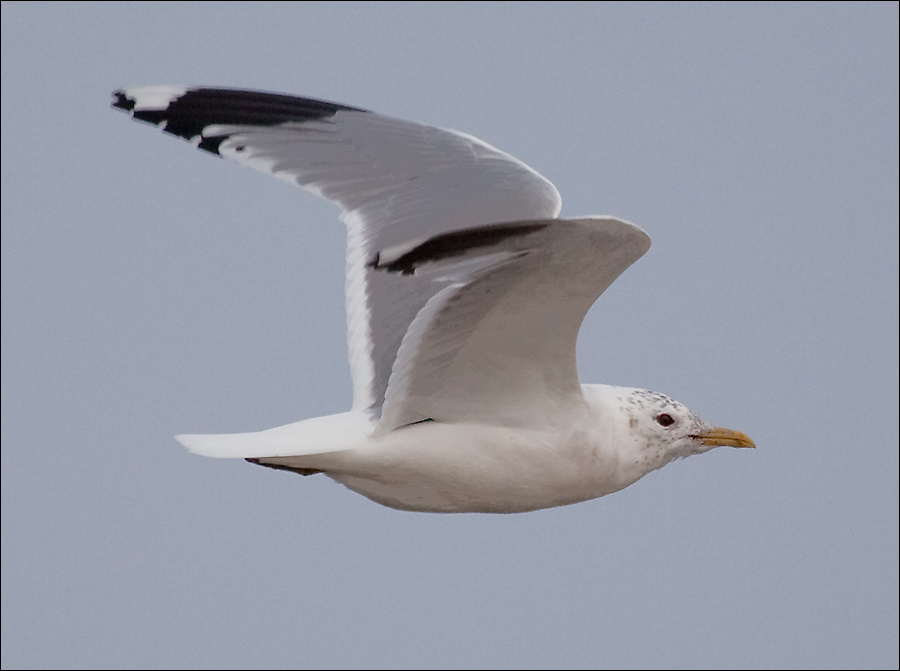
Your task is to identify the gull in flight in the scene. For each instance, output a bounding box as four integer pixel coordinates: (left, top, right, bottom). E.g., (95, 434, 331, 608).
(112, 87, 754, 513)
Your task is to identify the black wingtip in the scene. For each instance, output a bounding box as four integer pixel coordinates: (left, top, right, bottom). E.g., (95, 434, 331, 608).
(111, 86, 371, 156)
(111, 90, 135, 112)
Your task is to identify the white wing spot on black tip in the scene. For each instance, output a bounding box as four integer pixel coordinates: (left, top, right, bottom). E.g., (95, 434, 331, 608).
(111, 87, 370, 155)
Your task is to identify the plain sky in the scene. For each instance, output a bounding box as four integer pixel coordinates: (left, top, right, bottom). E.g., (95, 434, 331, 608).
(2, 2, 898, 669)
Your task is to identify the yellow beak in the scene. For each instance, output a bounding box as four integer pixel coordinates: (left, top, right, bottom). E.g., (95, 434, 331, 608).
(694, 426, 756, 448)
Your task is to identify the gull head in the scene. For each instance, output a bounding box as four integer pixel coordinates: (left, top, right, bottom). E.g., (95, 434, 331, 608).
(602, 387, 755, 468)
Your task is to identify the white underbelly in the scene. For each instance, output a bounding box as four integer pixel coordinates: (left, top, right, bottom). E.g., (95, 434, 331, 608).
(299, 421, 628, 513)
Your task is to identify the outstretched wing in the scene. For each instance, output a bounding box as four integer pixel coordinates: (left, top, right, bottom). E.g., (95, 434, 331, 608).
(371, 217, 650, 433)
(112, 87, 562, 416)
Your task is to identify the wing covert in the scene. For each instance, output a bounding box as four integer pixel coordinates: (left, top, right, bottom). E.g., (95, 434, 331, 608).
(375, 217, 651, 432)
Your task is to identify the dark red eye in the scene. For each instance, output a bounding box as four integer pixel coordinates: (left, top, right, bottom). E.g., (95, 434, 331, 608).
(656, 413, 675, 427)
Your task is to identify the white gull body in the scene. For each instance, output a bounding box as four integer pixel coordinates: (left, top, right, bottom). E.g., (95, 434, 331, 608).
(113, 87, 754, 513)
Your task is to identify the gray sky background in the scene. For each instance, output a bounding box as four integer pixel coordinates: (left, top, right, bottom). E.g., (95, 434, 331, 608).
(2, 2, 897, 669)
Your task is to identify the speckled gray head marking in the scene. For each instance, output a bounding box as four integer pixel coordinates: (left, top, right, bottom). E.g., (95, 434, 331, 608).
(371, 222, 549, 275)
(111, 88, 367, 154)
(626, 389, 705, 427)
(618, 388, 716, 460)
(626, 389, 688, 414)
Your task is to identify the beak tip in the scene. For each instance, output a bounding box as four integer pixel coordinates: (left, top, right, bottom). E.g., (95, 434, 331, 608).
(696, 427, 756, 449)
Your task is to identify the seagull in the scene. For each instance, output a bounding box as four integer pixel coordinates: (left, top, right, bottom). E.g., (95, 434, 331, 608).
(112, 87, 754, 513)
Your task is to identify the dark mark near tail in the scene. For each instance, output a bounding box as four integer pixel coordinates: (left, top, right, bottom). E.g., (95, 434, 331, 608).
(245, 457, 322, 477)
(372, 222, 549, 275)
(112, 88, 368, 154)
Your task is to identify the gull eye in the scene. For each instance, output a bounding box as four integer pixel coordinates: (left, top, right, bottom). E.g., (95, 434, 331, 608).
(656, 413, 675, 427)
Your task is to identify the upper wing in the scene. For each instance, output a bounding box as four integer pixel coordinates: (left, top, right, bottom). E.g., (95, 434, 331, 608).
(371, 216, 650, 432)
(112, 87, 562, 416)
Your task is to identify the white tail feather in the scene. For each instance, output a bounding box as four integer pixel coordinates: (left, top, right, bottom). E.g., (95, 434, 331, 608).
(176, 411, 374, 459)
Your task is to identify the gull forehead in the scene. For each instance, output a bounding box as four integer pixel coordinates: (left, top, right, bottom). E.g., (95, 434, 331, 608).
(112, 86, 754, 514)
